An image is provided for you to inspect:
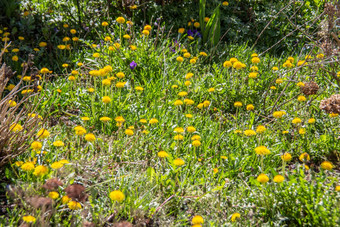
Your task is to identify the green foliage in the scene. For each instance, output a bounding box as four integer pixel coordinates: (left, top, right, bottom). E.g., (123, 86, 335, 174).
(199, 0, 221, 47)
(0, 0, 20, 23)
(1, 1, 340, 226)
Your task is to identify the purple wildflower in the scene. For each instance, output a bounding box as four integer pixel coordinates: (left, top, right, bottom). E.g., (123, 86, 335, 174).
(130, 61, 137, 70)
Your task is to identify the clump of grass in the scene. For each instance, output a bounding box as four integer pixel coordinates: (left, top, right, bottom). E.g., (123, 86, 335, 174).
(0, 47, 44, 168)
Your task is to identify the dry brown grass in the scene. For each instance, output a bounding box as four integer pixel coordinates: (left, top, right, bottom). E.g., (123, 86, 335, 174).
(0, 44, 44, 168)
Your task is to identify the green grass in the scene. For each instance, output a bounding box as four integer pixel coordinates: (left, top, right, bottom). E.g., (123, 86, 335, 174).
(1, 5, 340, 227)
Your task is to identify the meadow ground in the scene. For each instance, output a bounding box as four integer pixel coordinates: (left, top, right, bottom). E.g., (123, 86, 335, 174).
(0, 1, 340, 226)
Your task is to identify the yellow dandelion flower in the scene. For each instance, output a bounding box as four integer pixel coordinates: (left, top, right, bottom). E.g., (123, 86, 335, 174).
(109, 190, 125, 202)
(48, 191, 59, 200)
(255, 146, 270, 155)
(157, 151, 169, 158)
(257, 173, 269, 183)
(231, 213, 240, 222)
(173, 158, 185, 166)
(68, 201, 82, 210)
(281, 153, 292, 162)
(192, 215, 204, 225)
(273, 175, 285, 183)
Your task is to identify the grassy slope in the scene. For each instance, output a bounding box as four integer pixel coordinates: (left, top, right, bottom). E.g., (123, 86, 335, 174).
(1, 10, 340, 227)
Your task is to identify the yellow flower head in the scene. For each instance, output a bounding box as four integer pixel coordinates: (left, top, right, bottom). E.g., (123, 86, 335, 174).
(297, 82, 305, 87)
(244, 130, 256, 136)
(191, 135, 201, 141)
(176, 56, 184, 62)
(257, 173, 269, 183)
(273, 175, 285, 183)
(23, 216, 36, 223)
(31, 141, 42, 151)
(116, 17, 125, 24)
(299, 152, 310, 162)
(21, 162, 35, 171)
(149, 118, 159, 124)
(68, 201, 82, 210)
(125, 129, 134, 136)
(178, 28, 185, 34)
(251, 57, 260, 64)
(246, 104, 254, 111)
(183, 52, 191, 58)
(178, 91, 188, 97)
(273, 111, 286, 119)
(174, 134, 184, 140)
(102, 79, 111, 86)
(142, 30, 150, 36)
(292, 118, 302, 124)
(53, 140, 64, 147)
(329, 113, 339, 118)
(10, 123, 23, 132)
(231, 213, 240, 222)
(135, 86, 144, 92)
(74, 126, 87, 135)
(183, 99, 194, 105)
(157, 151, 169, 158)
(281, 153, 292, 162)
(174, 100, 183, 106)
(308, 118, 315, 124)
(233, 61, 246, 70)
(62, 195, 71, 204)
(222, 1, 229, 6)
(223, 61, 232, 68)
(203, 100, 210, 107)
(63, 36, 70, 42)
(33, 165, 48, 177)
(208, 87, 215, 92)
(256, 125, 266, 133)
(51, 161, 64, 169)
(85, 133, 96, 142)
(234, 101, 242, 107)
(174, 127, 184, 133)
(40, 67, 50, 74)
(187, 126, 196, 133)
(276, 78, 283, 84)
(249, 72, 258, 79)
(116, 82, 126, 88)
(320, 161, 333, 170)
(173, 158, 185, 166)
(298, 128, 306, 135)
(255, 146, 270, 155)
(130, 45, 137, 50)
(109, 190, 125, 202)
(48, 191, 59, 199)
(192, 140, 201, 147)
(139, 119, 147, 124)
(100, 117, 112, 122)
(8, 100, 17, 107)
(200, 52, 208, 57)
(123, 34, 131, 39)
(192, 215, 204, 225)
(102, 96, 111, 104)
(297, 96, 306, 102)
(185, 114, 193, 118)
(113, 116, 124, 123)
